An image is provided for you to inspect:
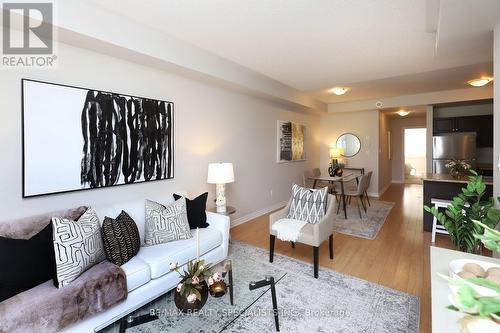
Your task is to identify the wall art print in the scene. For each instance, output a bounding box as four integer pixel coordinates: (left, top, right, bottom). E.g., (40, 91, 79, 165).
(277, 120, 306, 163)
(22, 79, 174, 197)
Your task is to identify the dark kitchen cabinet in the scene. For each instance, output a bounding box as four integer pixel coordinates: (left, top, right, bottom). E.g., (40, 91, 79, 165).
(433, 115, 493, 147)
(433, 118, 455, 133)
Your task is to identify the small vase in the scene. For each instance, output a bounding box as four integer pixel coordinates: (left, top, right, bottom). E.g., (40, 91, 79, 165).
(174, 281, 209, 313)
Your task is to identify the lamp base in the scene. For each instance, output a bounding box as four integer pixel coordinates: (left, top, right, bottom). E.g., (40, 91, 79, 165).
(215, 183, 227, 213)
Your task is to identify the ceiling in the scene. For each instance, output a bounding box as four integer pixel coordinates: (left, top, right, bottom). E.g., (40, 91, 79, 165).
(90, 0, 500, 105)
(382, 105, 428, 118)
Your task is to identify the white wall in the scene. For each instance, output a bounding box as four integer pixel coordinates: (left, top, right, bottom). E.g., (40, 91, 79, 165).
(378, 112, 392, 195)
(434, 101, 493, 118)
(494, 21, 500, 204)
(426, 105, 434, 173)
(390, 116, 427, 182)
(0, 42, 321, 222)
(319, 110, 379, 196)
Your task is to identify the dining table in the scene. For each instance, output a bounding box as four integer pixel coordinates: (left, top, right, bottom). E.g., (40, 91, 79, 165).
(308, 172, 362, 219)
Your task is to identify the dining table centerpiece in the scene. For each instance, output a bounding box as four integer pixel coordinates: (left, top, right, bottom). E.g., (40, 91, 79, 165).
(446, 159, 471, 179)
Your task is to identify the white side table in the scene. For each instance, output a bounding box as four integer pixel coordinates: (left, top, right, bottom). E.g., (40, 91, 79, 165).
(207, 206, 236, 216)
(207, 206, 236, 243)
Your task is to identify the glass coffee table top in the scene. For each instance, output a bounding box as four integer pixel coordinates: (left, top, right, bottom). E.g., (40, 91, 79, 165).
(100, 255, 287, 333)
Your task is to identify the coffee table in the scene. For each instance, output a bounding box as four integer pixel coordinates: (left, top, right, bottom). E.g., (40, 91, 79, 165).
(101, 258, 287, 333)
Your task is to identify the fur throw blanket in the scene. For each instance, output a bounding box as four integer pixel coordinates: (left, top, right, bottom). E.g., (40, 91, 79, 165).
(0, 261, 127, 333)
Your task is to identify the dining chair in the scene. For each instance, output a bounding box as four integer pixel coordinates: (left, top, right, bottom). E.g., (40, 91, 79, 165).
(346, 170, 371, 207)
(339, 172, 372, 218)
(303, 170, 315, 188)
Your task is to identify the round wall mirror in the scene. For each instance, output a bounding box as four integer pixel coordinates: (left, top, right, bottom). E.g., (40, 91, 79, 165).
(336, 133, 361, 157)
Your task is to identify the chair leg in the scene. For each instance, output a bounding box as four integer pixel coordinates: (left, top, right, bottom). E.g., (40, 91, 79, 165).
(329, 234, 334, 259)
(364, 191, 371, 206)
(336, 197, 341, 214)
(431, 217, 437, 243)
(291, 242, 295, 248)
(360, 195, 367, 212)
(356, 197, 362, 219)
(270, 235, 276, 262)
(313, 246, 319, 278)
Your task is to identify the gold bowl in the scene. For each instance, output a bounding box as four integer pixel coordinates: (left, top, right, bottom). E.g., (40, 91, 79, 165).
(209, 281, 227, 298)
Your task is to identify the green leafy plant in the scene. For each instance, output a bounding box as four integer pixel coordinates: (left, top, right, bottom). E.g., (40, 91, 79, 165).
(473, 220, 500, 253)
(170, 259, 211, 303)
(440, 273, 500, 318)
(424, 170, 500, 253)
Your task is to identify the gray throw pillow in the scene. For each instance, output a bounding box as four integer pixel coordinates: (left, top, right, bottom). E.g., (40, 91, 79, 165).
(287, 184, 328, 224)
(52, 207, 105, 288)
(144, 198, 192, 246)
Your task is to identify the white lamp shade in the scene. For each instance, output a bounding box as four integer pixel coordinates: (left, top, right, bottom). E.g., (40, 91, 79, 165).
(207, 163, 234, 184)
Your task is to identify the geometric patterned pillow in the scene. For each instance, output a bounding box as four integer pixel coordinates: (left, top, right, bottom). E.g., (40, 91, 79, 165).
(144, 198, 192, 246)
(286, 184, 328, 224)
(51, 207, 105, 288)
(101, 211, 141, 266)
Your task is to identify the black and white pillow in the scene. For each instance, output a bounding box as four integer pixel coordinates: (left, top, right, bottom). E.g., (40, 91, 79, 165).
(52, 207, 105, 288)
(101, 211, 141, 266)
(144, 198, 192, 246)
(287, 184, 328, 224)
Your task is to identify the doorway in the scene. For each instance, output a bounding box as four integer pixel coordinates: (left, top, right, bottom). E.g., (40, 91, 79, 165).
(404, 128, 426, 184)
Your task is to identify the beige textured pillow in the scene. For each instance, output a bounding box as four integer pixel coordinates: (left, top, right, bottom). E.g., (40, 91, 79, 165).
(144, 198, 192, 246)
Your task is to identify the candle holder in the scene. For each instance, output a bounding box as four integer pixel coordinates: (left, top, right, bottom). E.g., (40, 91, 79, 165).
(209, 280, 228, 297)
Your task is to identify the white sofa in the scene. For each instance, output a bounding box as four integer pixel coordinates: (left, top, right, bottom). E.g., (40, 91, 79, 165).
(62, 194, 230, 333)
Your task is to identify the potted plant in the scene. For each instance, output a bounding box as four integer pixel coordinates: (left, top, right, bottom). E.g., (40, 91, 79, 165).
(473, 220, 500, 253)
(446, 159, 471, 179)
(170, 259, 211, 313)
(424, 170, 500, 253)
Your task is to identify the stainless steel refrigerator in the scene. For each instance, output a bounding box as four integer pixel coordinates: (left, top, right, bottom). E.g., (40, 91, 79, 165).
(432, 132, 476, 174)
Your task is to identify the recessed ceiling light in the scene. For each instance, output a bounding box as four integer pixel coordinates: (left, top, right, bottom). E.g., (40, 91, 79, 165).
(468, 77, 493, 87)
(397, 110, 410, 117)
(331, 87, 349, 95)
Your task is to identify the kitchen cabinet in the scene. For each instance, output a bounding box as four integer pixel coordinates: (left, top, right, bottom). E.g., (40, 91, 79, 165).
(433, 115, 493, 147)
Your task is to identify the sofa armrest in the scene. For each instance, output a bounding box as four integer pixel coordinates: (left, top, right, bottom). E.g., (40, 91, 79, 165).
(206, 211, 230, 258)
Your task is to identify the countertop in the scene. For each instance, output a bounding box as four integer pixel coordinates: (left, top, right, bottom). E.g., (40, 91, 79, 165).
(423, 173, 493, 185)
(430, 247, 500, 333)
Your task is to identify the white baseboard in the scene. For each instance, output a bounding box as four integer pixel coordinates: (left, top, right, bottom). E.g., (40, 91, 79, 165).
(230, 200, 288, 228)
(378, 183, 392, 197)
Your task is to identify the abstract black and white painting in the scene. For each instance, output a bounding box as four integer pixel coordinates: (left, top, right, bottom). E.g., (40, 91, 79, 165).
(277, 120, 305, 163)
(22, 79, 174, 197)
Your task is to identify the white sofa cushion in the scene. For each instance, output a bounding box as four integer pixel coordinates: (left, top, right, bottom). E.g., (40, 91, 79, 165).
(137, 228, 223, 279)
(120, 256, 151, 292)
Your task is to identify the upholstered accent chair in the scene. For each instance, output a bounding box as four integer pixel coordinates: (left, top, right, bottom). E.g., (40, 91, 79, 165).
(269, 194, 336, 278)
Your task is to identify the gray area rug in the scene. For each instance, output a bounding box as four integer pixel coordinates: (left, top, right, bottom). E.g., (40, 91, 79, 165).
(102, 241, 418, 333)
(333, 200, 394, 239)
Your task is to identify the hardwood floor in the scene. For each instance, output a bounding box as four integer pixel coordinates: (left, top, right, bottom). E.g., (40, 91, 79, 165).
(231, 183, 453, 333)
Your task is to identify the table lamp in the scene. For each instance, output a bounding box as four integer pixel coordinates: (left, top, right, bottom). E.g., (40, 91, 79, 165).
(207, 163, 234, 213)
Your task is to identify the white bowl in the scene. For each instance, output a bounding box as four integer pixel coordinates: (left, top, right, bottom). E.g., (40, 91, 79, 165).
(448, 259, 500, 297)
